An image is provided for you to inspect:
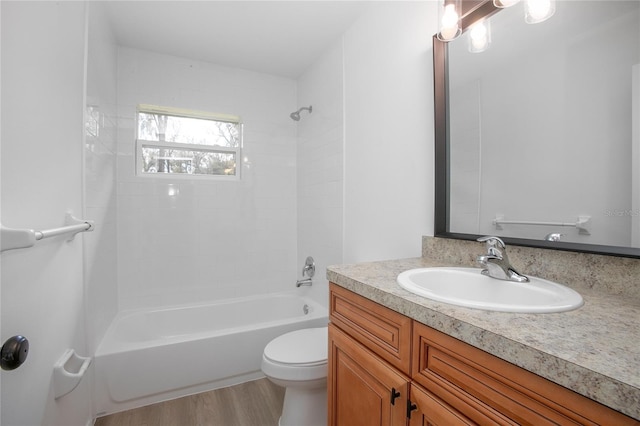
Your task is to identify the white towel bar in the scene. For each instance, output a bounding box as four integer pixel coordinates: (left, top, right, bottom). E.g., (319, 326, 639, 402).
(493, 214, 591, 235)
(35, 223, 92, 241)
(1, 212, 94, 253)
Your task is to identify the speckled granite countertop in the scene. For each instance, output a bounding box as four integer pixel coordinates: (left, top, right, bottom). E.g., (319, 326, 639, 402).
(327, 257, 640, 420)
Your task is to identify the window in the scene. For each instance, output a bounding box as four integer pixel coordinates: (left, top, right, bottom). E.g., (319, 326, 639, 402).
(136, 104, 241, 178)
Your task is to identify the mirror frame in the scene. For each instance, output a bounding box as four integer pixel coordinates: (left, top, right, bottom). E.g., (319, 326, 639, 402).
(433, 0, 640, 258)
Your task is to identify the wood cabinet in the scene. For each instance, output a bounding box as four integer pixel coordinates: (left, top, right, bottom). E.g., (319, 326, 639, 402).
(328, 324, 408, 426)
(408, 383, 495, 426)
(329, 284, 411, 375)
(412, 322, 640, 425)
(329, 283, 639, 426)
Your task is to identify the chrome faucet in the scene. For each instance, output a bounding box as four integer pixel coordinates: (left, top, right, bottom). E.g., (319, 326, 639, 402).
(296, 256, 315, 287)
(296, 277, 313, 287)
(476, 236, 529, 282)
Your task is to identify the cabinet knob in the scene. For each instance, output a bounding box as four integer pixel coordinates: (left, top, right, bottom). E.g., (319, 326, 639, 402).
(406, 400, 418, 419)
(391, 388, 401, 405)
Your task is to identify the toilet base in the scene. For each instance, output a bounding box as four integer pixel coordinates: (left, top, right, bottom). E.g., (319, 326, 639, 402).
(279, 383, 327, 426)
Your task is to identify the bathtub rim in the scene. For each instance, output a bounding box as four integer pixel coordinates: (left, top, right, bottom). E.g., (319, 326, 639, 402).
(95, 290, 328, 357)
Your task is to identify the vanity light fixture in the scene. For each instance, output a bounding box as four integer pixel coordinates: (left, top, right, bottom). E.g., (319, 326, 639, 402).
(468, 19, 491, 53)
(524, 0, 555, 24)
(439, 0, 555, 48)
(437, 0, 462, 41)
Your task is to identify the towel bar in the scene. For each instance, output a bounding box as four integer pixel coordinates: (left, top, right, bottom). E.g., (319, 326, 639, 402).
(0, 212, 94, 252)
(493, 214, 591, 235)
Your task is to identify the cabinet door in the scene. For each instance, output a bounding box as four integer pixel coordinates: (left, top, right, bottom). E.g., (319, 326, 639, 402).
(330, 284, 412, 375)
(412, 322, 640, 426)
(409, 384, 476, 426)
(329, 324, 408, 426)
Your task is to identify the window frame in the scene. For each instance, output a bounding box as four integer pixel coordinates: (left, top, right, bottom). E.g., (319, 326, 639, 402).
(135, 104, 242, 180)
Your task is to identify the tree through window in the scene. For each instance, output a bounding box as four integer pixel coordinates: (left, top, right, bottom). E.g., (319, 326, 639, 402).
(136, 104, 241, 178)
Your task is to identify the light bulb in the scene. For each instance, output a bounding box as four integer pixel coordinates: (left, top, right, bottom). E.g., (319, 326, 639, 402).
(528, 0, 550, 20)
(439, 4, 460, 41)
(470, 23, 487, 40)
(468, 20, 491, 53)
(525, 0, 555, 24)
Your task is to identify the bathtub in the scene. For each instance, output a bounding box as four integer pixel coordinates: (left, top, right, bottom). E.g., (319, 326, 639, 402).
(93, 292, 328, 416)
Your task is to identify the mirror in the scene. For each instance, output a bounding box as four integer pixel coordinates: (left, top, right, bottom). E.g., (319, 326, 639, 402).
(434, 0, 640, 257)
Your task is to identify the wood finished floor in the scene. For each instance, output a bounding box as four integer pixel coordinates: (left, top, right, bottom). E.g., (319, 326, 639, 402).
(94, 378, 285, 426)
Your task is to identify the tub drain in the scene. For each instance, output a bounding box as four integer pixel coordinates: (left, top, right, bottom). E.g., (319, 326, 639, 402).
(303, 304, 310, 315)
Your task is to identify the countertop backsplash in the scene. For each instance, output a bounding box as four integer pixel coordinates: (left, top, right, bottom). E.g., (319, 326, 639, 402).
(423, 236, 640, 300)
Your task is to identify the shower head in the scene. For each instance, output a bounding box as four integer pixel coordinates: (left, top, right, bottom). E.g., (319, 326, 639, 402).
(290, 106, 312, 121)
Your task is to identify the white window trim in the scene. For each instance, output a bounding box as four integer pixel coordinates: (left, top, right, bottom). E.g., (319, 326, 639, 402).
(135, 139, 240, 181)
(138, 103, 241, 124)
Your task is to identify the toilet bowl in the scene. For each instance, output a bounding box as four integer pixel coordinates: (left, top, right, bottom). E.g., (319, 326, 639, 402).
(261, 327, 328, 426)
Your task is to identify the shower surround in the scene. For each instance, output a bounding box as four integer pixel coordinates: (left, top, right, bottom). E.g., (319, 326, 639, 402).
(116, 47, 299, 310)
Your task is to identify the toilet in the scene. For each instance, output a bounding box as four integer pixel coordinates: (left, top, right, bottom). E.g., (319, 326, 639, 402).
(261, 327, 328, 426)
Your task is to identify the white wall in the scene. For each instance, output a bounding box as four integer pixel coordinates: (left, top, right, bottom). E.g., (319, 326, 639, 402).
(296, 40, 345, 306)
(1, 2, 91, 425)
(116, 48, 299, 310)
(343, 2, 436, 263)
(295, 0, 438, 293)
(85, 1, 118, 357)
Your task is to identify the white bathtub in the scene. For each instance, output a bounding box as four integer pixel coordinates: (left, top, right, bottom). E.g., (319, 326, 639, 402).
(94, 292, 328, 416)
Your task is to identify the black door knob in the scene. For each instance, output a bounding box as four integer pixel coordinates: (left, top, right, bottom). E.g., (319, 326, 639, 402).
(1, 335, 29, 370)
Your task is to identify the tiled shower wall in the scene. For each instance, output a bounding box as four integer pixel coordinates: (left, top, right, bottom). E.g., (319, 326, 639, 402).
(296, 40, 345, 306)
(116, 47, 299, 310)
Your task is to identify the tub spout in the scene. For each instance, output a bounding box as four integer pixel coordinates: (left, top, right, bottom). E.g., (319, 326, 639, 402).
(296, 256, 315, 287)
(296, 278, 312, 287)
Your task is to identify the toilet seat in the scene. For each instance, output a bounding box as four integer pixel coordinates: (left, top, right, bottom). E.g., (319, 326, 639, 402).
(263, 327, 328, 367)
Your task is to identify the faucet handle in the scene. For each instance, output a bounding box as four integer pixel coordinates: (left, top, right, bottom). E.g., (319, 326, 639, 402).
(302, 256, 315, 278)
(477, 236, 506, 249)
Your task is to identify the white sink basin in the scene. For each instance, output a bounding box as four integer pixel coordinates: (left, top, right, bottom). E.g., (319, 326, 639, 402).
(396, 267, 583, 313)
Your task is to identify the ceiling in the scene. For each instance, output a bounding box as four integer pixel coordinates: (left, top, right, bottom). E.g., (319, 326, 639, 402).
(103, 1, 372, 79)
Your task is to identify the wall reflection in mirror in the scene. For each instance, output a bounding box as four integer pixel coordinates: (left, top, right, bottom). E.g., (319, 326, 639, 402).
(440, 0, 640, 255)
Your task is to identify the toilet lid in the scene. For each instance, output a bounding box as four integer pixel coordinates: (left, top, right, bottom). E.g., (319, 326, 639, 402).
(264, 327, 328, 366)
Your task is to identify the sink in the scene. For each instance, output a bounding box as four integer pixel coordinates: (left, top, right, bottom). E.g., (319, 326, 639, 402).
(396, 267, 583, 313)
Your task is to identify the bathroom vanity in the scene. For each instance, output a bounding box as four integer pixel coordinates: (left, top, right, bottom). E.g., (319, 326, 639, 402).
(327, 255, 640, 425)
